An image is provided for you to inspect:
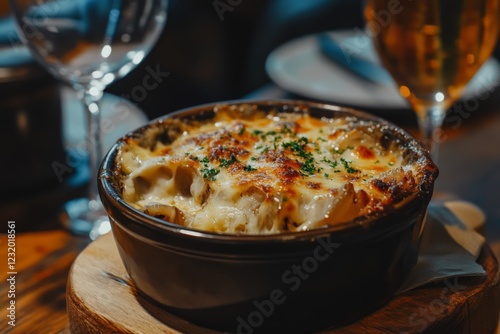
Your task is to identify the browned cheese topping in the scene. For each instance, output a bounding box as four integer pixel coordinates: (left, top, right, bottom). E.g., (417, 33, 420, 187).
(118, 105, 426, 234)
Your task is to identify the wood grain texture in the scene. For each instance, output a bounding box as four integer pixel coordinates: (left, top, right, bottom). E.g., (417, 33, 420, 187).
(1, 84, 500, 334)
(0, 231, 89, 334)
(67, 232, 208, 334)
(68, 233, 500, 334)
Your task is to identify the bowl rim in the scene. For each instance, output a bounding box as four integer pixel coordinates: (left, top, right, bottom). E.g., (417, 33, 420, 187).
(98, 99, 438, 245)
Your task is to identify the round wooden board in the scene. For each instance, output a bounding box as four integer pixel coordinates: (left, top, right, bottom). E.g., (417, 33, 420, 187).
(67, 232, 500, 334)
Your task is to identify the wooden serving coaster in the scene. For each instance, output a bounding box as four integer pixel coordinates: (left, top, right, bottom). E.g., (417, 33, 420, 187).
(67, 232, 500, 334)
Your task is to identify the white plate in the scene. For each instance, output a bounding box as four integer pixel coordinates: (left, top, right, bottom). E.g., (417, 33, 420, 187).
(266, 30, 500, 111)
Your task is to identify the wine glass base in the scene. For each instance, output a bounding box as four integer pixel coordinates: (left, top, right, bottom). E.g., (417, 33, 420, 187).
(60, 197, 112, 240)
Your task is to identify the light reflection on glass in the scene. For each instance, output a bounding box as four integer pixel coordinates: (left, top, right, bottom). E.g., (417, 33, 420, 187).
(92, 71, 104, 79)
(102, 73, 115, 85)
(132, 51, 145, 65)
(101, 45, 112, 58)
(89, 102, 99, 114)
(118, 63, 133, 77)
(400, 85, 411, 98)
(89, 86, 100, 97)
(435, 92, 445, 102)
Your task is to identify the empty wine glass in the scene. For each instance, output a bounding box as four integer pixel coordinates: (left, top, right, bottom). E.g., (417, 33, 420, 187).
(9, 0, 168, 238)
(365, 0, 499, 161)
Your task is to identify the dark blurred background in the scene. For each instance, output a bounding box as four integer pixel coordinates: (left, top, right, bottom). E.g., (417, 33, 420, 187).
(0, 0, 367, 218)
(107, 0, 366, 120)
(3, 0, 500, 219)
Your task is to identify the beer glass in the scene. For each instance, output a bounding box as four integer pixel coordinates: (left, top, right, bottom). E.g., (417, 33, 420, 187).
(365, 0, 499, 160)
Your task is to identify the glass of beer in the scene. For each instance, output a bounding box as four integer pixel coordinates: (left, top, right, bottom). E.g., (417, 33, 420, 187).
(364, 0, 500, 160)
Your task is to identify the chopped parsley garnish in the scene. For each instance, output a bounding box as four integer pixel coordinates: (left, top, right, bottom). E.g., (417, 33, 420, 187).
(238, 127, 245, 135)
(198, 155, 219, 180)
(282, 137, 309, 152)
(333, 147, 345, 155)
(253, 129, 280, 142)
(300, 161, 319, 176)
(281, 125, 294, 135)
(282, 137, 319, 176)
(340, 158, 360, 174)
(321, 157, 338, 169)
(200, 167, 219, 181)
(244, 165, 257, 172)
(219, 154, 238, 168)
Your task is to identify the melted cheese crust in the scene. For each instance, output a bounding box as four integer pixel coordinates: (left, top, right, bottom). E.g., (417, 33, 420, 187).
(119, 106, 423, 234)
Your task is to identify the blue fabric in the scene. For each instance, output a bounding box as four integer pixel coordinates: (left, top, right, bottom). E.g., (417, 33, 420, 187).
(0, 17, 33, 67)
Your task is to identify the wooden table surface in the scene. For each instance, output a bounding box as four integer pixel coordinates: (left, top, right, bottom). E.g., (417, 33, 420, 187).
(1, 84, 500, 333)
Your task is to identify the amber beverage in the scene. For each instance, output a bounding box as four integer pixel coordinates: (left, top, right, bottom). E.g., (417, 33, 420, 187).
(365, 0, 499, 124)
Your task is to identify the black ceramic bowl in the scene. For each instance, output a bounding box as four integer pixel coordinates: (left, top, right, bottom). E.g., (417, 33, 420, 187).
(98, 100, 438, 333)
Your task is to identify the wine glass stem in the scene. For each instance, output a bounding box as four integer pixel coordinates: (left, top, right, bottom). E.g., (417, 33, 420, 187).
(416, 106, 446, 163)
(79, 87, 104, 208)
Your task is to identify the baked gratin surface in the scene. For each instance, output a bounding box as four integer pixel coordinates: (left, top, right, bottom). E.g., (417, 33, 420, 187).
(118, 104, 432, 234)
